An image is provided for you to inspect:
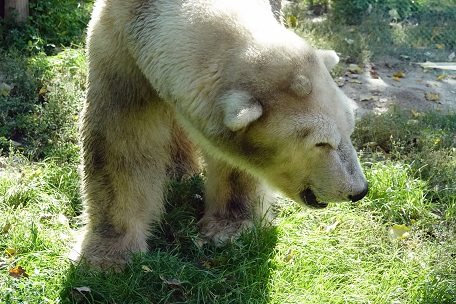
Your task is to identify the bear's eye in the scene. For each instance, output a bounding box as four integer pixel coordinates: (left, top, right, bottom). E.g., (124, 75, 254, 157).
(315, 142, 332, 149)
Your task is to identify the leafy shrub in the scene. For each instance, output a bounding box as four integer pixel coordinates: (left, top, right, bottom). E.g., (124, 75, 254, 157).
(0, 49, 86, 162)
(0, 0, 93, 54)
(330, 0, 424, 25)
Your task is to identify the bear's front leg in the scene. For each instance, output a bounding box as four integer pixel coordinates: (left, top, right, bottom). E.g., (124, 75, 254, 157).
(76, 100, 173, 270)
(199, 154, 275, 244)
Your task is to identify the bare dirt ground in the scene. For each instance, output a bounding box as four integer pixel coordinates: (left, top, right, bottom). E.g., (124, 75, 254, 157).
(338, 58, 456, 116)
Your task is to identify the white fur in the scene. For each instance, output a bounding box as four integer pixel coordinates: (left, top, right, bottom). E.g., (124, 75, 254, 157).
(220, 90, 263, 131)
(77, 0, 368, 269)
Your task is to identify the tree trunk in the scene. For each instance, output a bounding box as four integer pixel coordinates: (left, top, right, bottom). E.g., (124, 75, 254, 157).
(5, 0, 29, 22)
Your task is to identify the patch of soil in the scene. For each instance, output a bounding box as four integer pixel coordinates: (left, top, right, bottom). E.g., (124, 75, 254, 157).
(338, 58, 456, 116)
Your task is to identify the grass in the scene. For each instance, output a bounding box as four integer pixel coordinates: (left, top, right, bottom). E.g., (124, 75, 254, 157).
(1, 2, 455, 303)
(1, 151, 455, 303)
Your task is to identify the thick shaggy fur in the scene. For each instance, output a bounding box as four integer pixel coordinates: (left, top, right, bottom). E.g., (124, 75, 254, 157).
(76, 0, 367, 268)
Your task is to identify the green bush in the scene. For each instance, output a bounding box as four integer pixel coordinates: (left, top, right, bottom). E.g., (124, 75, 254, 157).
(329, 0, 429, 25)
(0, 49, 86, 162)
(0, 0, 93, 54)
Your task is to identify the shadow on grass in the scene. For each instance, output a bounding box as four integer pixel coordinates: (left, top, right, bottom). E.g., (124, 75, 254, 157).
(59, 175, 278, 303)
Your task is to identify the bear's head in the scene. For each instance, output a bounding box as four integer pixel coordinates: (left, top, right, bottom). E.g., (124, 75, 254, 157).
(207, 39, 368, 208)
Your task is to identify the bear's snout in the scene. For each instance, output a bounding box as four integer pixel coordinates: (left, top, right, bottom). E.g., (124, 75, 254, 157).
(348, 183, 369, 203)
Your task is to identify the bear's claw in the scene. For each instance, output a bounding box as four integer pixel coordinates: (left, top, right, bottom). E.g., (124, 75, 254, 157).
(198, 216, 253, 244)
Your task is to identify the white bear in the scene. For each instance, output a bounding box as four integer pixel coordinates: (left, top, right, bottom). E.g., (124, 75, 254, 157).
(76, 0, 368, 268)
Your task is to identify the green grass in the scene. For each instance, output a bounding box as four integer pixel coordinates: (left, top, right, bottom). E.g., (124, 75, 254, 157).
(1, 4, 455, 303)
(1, 152, 455, 303)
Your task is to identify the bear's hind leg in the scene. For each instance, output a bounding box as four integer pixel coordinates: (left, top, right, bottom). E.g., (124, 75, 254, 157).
(199, 154, 275, 244)
(168, 122, 201, 179)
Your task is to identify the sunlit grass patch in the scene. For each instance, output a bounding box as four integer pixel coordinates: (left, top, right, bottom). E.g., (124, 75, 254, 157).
(270, 200, 455, 304)
(361, 161, 431, 224)
(0, 158, 79, 303)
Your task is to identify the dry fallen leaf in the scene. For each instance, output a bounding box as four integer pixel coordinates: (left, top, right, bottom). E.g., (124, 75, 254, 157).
(364, 142, 378, 148)
(9, 266, 29, 279)
(348, 64, 363, 74)
(324, 221, 340, 233)
(370, 70, 379, 79)
(390, 224, 410, 240)
(348, 79, 363, 84)
(5, 248, 17, 257)
(284, 248, 294, 263)
(199, 260, 213, 269)
(411, 109, 424, 119)
(392, 77, 400, 82)
(72, 286, 92, 300)
(393, 71, 404, 78)
(160, 275, 185, 291)
(425, 92, 440, 102)
(1, 223, 11, 234)
(141, 265, 153, 273)
(287, 15, 297, 27)
(359, 95, 374, 102)
(436, 74, 447, 81)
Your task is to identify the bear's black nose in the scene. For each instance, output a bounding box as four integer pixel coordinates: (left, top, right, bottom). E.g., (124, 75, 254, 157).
(349, 184, 369, 202)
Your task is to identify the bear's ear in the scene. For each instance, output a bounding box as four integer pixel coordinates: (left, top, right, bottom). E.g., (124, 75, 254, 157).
(291, 75, 312, 97)
(317, 50, 339, 70)
(220, 90, 263, 131)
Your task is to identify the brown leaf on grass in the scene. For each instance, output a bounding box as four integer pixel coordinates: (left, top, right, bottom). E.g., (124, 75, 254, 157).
(9, 266, 29, 279)
(5, 248, 17, 257)
(198, 260, 213, 269)
(364, 141, 378, 148)
(160, 275, 185, 291)
(141, 265, 153, 273)
(71, 286, 92, 301)
(411, 109, 424, 118)
(389, 224, 410, 240)
(1, 223, 11, 234)
(284, 248, 294, 263)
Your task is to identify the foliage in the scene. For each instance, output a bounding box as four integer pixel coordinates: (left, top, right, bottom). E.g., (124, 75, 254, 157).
(0, 0, 93, 54)
(0, 49, 86, 162)
(287, 0, 456, 62)
(330, 0, 428, 25)
(353, 109, 456, 204)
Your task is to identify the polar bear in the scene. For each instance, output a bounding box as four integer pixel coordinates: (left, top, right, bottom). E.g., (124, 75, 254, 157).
(77, 0, 368, 268)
